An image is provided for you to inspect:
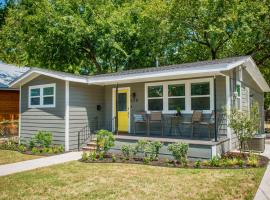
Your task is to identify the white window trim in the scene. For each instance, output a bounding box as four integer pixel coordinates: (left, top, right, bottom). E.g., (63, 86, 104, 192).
(145, 78, 214, 114)
(28, 83, 56, 108)
(236, 81, 242, 111)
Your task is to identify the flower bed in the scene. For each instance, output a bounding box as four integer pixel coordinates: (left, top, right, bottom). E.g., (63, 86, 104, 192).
(80, 152, 269, 169)
(0, 131, 65, 156)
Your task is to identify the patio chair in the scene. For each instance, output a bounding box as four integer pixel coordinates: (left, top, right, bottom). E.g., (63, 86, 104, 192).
(200, 111, 219, 139)
(133, 112, 148, 135)
(148, 111, 164, 136)
(181, 110, 202, 138)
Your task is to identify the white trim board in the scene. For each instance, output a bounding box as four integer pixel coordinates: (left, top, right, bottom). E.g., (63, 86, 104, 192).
(65, 81, 70, 151)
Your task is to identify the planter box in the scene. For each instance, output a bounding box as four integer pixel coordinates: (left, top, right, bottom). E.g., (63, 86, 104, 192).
(242, 135, 265, 153)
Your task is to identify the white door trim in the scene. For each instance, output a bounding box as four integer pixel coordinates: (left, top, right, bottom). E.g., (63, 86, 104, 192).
(112, 87, 131, 133)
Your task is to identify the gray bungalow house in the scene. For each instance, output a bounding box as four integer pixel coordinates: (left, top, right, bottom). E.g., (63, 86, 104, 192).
(10, 56, 270, 159)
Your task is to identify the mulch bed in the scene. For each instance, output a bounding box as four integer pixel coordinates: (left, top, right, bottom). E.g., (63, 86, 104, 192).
(80, 152, 269, 169)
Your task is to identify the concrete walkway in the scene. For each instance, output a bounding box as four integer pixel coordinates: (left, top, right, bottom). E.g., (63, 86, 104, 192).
(0, 151, 82, 177)
(254, 143, 270, 200)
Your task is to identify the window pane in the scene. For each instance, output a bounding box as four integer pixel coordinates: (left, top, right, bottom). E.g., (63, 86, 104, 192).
(148, 86, 163, 97)
(168, 98, 185, 110)
(43, 87, 54, 96)
(31, 97, 40, 105)
(191, 82, 210, 96)
(191, 97, 210, 110)
(31, 88, 40, 97)
(117, 93, 127, 111)
(236, 84, 241, 97)
(43, 96, 54, 105)
(148, 99, 163, 111)
(168, 84, 185, 97)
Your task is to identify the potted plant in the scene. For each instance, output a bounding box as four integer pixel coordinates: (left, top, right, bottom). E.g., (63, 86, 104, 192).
(175, 107, 182, 116)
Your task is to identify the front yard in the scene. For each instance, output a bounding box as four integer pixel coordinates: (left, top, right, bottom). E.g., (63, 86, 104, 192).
(0, 150, 41, 165)
(0, 161, 265, 200)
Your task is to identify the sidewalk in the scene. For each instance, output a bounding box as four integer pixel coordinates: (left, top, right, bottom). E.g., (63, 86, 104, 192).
(0, 151, 82, 176)
(254, 143, 270, 200)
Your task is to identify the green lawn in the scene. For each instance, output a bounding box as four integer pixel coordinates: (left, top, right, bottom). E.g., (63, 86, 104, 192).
(0, 150, 41, 165)
(0, 161, 265, 200)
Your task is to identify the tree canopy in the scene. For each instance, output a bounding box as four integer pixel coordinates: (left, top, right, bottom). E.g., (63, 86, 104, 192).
(0, 0, 270, 107)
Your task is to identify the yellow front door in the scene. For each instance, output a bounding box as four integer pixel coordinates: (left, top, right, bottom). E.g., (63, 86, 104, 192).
(114, 88, 130, 133)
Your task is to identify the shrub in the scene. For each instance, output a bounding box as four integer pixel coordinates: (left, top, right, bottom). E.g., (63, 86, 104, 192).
(81, 152, 89, 161)
(228, 103, 260, 151)
(48, 147, 54, 154)
(143, 156, 151, 165)
(194, 160, 201, 168)
(135, 140, 148, 152)
(99, 151, 105, 160)
(168, 142, 189, 165)
(42, 147, 49, 154)
(112, 154, 116, 162)
(121, 145, 133, 159)
(209, 156, 221, 167)
(96, 130, 115, 153)
(18, 144, 27, 152)
(237, 158, 244, 167)
(59, 145, 64, 153)
(31, 147, 39, 154)
(89, 151, 97, 161)
(53, 146, 59, 154)
(29, 131, 52, 149)
(144, 141, 163, 160)
(247, 153, 259, 167)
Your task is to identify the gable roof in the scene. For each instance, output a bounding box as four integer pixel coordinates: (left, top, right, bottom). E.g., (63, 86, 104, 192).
(0, 62, 29, 89)
(9, 56, 270, 92)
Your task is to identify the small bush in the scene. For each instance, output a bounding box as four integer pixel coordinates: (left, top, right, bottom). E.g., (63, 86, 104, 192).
(31, 147, 39, 154)
(18, 144, 27, 152)
(30, 131, 52, 149)
(41, 147, 49, 154)
(89, 151, 97, 161)
(143, 156, 151, 165)
(59, 145, 64, 153)
(194, 160, 201, 168)
(168, 142, 189, 165)
(237, 158, 244, 167)
(144, 141, 163, 161)
(209, 156, 221, 167)
(247, 154, 259, 167)
(48, 147, 54, 154)
(134, 140, 148, 155)
(112, 154, 116, 162)
(96, 129, 115, 153)
(81, 152, 89, 161)
(121, 145, 133, 159)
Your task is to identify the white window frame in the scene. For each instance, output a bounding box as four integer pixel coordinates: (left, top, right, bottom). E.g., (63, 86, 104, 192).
(236, 81, 242, 111)
(145, 78, 214, 114)
(29, 83, 56, 108)
(167, 83, 186, 111)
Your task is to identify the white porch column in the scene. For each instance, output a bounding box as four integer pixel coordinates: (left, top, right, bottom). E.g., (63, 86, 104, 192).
(226, 76, 232, 150)
(65, 81, 70, 151)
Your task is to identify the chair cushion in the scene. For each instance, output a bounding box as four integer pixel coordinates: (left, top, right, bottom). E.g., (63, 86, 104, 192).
(134, 114, 145, 122)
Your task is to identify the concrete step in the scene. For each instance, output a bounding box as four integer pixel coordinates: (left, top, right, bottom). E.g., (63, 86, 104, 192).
(82, 146, 97, 151)
(87, 142, 97, 147)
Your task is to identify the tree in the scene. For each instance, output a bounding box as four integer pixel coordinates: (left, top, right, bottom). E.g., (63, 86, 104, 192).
(228, 104, 260, 151)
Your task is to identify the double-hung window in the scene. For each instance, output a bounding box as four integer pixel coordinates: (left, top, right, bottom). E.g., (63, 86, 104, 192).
(145, 78, 213, 113)
(147, 85, 163, 111)
(236, 82, 241, 110)
(168, 84, 185, 110)
(191, 82, 210, 110)
(29, 84, 56, 108)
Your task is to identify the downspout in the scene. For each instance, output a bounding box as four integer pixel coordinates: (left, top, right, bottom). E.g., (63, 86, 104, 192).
(214, 76, 218, 142)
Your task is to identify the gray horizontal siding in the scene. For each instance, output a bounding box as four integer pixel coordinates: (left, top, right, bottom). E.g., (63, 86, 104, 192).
(69, 83, 104, 150)
(20, 75, 66, 147)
